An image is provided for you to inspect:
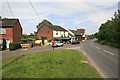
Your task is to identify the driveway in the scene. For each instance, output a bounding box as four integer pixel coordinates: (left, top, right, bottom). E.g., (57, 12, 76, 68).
(2, 43, 81, 58)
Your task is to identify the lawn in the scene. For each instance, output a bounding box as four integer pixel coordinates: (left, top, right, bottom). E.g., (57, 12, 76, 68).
(2, 49, 102, 78)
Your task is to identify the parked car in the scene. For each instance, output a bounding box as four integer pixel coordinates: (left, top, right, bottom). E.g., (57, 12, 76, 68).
(71, 41, 80, 44)
(50, 41, 63, 47)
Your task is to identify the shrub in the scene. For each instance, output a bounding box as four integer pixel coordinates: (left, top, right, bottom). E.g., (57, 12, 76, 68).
(100, 41, 105, 44)
(35, 37, 39, 40)
(63, 42, 66, 44)
(9, 42, 21, 51)
(2, 38, 6, 50)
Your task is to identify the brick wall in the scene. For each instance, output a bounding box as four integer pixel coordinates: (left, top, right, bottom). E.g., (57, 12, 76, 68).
(13, 20, 22, 42)
(37, 25, 53, 40)
(0, 27, 13, 42)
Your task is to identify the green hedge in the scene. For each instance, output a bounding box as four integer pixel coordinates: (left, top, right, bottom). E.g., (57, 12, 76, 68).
(9, 42, 21, 51)
(99, 40, 120, 48)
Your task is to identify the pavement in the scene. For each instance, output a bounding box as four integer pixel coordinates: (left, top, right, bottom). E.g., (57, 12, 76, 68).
(1, 44, 81, 58)
(80, 39, 118, 78)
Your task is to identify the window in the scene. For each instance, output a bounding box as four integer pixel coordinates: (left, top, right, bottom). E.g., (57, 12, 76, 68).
(0, 39, 3, 44)
(56, 31, 58, 35)
(0, 28, 6, 35)
(82, 33, 84, 35)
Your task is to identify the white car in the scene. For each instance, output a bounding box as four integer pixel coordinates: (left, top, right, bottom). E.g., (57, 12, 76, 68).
(50, 41, 63, 47)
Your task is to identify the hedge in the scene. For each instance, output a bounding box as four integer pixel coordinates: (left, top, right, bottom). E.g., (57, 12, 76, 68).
(9, 42, 21, 51)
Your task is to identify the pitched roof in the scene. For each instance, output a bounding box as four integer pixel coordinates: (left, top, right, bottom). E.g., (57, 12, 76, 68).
(70, 30, 81, 36)
(1, 19, 18, 27)
(53, 25, 67, 31)
(37, 20, 67, 33)
(68, 33, 74, 37)
(77, 29, 85, 33)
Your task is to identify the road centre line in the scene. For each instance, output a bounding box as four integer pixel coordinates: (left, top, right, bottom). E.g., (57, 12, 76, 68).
(103, 50, 114, 56)
(96, 47, 100, 49)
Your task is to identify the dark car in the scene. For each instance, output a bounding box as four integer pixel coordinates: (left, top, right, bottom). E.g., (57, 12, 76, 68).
(71, 41, 80, 44)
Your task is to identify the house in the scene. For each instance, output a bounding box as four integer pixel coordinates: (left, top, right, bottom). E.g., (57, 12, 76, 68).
(76, 29, 86, 40)
(0, 18, 23, 48)
(36, 20, 70, 44)
(68, 30, 82, 42)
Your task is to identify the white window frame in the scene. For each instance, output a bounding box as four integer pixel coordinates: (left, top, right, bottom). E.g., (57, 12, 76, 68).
(1, 28, 6, 35)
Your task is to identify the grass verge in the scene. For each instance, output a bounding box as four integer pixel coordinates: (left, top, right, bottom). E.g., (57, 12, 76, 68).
(2, 49, 102, 78)
(99, 40, 120, 48)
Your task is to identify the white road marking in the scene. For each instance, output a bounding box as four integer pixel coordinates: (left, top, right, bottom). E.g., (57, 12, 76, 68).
(103, 50, 114, 56)
(96, 47, 100, 49)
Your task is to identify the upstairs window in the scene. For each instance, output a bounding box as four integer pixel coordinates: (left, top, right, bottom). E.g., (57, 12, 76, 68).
(0, 28, 6, 35)
(56, 31, 58, 35)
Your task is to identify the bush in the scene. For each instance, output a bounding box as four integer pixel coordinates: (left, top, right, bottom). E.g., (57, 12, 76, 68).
(9, 42, 21, 51)
(2, 38, 6, 50)
(99, 41, 105, 44)
(63, 42, 66, 44)
(99, 41, 120, 48)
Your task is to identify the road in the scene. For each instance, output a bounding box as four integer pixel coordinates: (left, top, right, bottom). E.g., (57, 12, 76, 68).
(80, 39, 118, 78)
(2, 39, 119, 78)
(2, 44, 81, 58)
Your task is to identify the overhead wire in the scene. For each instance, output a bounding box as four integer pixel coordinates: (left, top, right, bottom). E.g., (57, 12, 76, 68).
(6, 0, 14, 18)
(28, 0, 42, 21)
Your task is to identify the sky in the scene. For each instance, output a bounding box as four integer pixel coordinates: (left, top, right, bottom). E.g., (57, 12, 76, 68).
(1, 0, 119, 35)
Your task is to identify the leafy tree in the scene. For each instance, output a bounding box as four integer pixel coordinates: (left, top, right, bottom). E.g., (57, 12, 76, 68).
(21, 33, 39, 41)
(41, 37, 47, 45)
(97, 10, 120, 47)
(29, 33, 34, 36)
(47, 39, 53, 45)
(34, 31, 37, 36)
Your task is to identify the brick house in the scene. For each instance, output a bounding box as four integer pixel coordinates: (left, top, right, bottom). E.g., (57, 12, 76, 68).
(0, 18, 23, 48)
(37, 20, 70, 42)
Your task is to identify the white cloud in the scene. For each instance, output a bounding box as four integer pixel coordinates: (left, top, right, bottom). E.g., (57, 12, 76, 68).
(73, 19, 88, 25)
(88, 10, 115, 26)
(2, 0, 120, 2)
(1, 1, 118, 34)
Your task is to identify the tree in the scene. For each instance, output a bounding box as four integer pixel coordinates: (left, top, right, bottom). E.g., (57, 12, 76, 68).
(47, 39, 53, 45)
(34, 31, 37, 36)
(97, 10, 120, 47)
(41, 37, 47, 45)
(30, 33, 34, 36)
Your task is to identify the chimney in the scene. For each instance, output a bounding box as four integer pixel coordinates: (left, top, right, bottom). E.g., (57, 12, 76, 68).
(4, 17, 8, 19)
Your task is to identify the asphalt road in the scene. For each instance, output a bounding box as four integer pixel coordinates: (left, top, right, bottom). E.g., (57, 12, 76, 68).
(2, 44, 81, 58)
(80, 39, 118, 78)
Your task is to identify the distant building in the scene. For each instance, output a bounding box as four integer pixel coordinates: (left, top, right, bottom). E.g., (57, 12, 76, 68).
(68, 30, 82, 42)
(0, 18, 23, 48)
(77, 29, 86, 40)
(36, 20, 70, 42)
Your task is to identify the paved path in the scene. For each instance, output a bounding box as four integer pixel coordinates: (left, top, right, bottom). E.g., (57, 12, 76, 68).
(2, 44, 81, 58)
(80, 39, 119, 78)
